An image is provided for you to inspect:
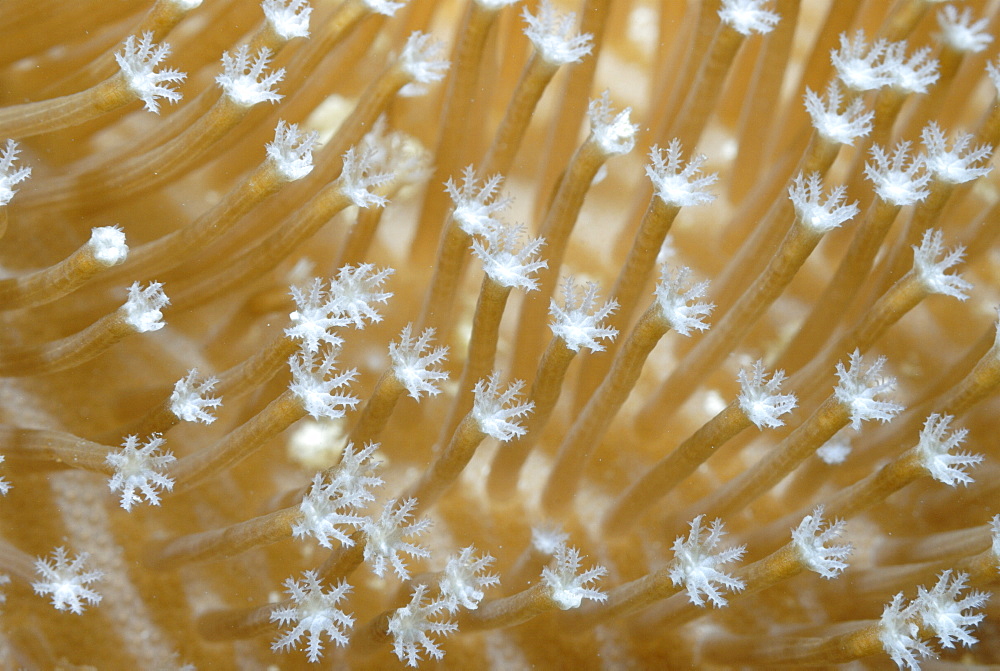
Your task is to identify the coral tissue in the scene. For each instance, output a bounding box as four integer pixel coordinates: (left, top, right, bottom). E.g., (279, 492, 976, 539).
(2, 0, 1000, 667)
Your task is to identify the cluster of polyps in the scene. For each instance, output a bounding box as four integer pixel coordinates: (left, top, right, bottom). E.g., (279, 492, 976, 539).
(0, 0, 999, 668)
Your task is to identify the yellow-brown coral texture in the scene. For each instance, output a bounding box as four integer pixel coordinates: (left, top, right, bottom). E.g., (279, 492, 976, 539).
(1, 0, 1000, 668)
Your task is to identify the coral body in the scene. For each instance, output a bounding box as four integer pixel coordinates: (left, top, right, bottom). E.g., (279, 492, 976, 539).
(1, 0, 1000, 668)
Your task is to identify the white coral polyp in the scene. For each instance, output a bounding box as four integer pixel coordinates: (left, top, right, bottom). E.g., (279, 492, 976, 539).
(803, 82, 873, 146)
(788, 172, 859, 233)
(122, 281, 170, 332)
(548, 278, 618, 353)
(475, 0, 518, 8)
(105, 434, 176, 511)
(362, 497, 431, 580)
(541, 544, 608, 610)
(522, 0, 593, 66)
(270, 571, 354, 663)
(880, 593, 933, 670)
(668, 516, 746, 608)
(832, 30, 894, 92)
(400, 32, 449, 85)
(32, 547, 104, 615)
(921, 122, 993, 185)
(293, 474, 369, 548)
(653, 265, 714, 336)
(340, 145, 393, 208)
(833, 350, 903, 430)
(438, 546, 500, 613)
(646, 140, 718, 207)
(911, 229, 971, 301)
(471, 373, 534, 442)
(115, 32, 186, 113)
(326, 264, 394, 326)
(389, 324, 449, 399)
(388, 584, 458, 667)
(446, 167, 511, 236)
(916, 571, 990, 650)
(718, 0, 780, 36)
(292, 443, 382, 548)
(262, 0, 312, 40)
(864, 141, 931, 206)
(216, 46, 285, 106)
(88, 226, 128, 266)
(737, 360, 797, 429)
(588, 91, 638, 156)
(937, 5, 993, 53)
(886, 43, 939, 94)
(288, 347, 359, 421)
(267, 120, 319, 181)
(363, 0, 405, 16)
(0, 139, 31, 205)
(915, 413, 982, 487)
(471, 223, 548, 292)
(790, 506, 852, 579)
(169, 369, 222, 424)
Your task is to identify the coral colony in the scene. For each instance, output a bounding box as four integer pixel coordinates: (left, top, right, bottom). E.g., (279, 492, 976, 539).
(3, 0, 1000, 667)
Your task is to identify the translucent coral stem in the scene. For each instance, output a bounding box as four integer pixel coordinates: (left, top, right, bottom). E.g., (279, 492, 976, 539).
(574, 197, 680, 409)
(297, 66, 411, 192)
(109, 334, 297, 441)
(406, 416, 485, 509)
(318, 530, 366, 583)
(656, 544, 804, 630)
(821, 450, 928, 521)
(0, 74, 137, 138)
(604, 403, 751, 535)
(198, 602, 282, 642)
(649, 0, 721, 141)
(565, 568, 679, 629)
(668, 17, 748, 149)
(347, 370, 406, 447)
(879, 0, 931, 41)
(701, 625, 883, 666)
(168, 184, 355, 310)
(542, 305, 668, 516)
(530, 0, 611, 218)
(695, 396, 850, 520)
(934, 332, 1000, 418)
(418, 218, 473, 333)
(713, 132, 840, 317)
(0, 539, 41, 585)
(868, 180, 956, 302)
(458, 582, 555, 630)
(0, 235, 125, 310)
(0, 426, 112, 474)
(637, 213, 830, 430)
(39, 0, 199, 100)
(789, 273, 930, 405)
(511, 139, 609, 381)
(610, 198, 683, 329)
(481, 53, 561, 180)
(0, 306, 153, 377)
(171, 390, 305, 489)
(440, 277, 512, 443)
(277, 0, 368, 76)
(151, 506, 300, 569)
(413, 1, 507, 262)
(338, 205, 384, 268)
(103, 160, 287, 285)
(23, 96, 251, 211)
(780, 198, 902, 372)
(729, 0, 801, 202)
(488, 337, 576, 500)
